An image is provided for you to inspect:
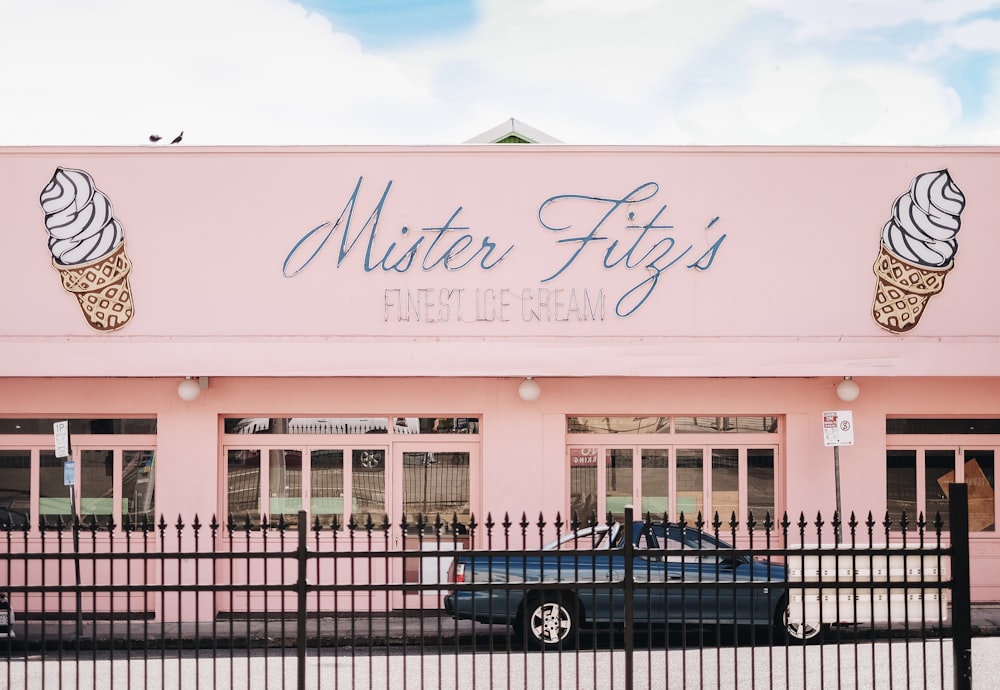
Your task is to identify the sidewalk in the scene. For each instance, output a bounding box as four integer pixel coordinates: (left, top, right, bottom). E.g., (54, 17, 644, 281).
(6, 603, 1000, 649)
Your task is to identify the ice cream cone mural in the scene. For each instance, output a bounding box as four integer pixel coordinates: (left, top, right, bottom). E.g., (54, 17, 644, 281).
(39, 167, 135, 331)
(872, 169, 966, 333)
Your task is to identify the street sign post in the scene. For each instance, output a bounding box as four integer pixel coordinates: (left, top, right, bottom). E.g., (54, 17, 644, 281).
(53, 420, 70, 458)
(822, 410, 855, 544)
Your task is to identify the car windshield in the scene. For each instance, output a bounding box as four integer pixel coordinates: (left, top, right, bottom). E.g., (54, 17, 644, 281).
(543, 525, 614, 550)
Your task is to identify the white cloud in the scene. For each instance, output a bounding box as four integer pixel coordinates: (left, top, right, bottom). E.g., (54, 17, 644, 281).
(0, 0, 433, 145)
(0, 0, 996, 145)
(908, 18, 1000, 60)
(746, 0, 1000, 39)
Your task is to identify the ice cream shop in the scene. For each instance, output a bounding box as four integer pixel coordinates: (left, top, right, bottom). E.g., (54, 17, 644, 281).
(2, 142, 1000, 611)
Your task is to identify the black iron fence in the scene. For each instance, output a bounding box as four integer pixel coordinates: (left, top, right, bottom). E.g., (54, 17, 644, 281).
(0, 485, 973, 689)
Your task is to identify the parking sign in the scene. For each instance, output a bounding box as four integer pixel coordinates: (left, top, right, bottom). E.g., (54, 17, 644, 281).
(822, 410, 854, 447)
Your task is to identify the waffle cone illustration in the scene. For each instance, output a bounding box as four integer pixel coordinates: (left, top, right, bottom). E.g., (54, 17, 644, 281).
(52, 241, 134, 331)
(871, 241, 951, 333)
(871, 169, 965, 334)
(40, 167, 137, 332)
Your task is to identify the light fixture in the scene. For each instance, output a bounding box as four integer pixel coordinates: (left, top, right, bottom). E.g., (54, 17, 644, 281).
(518, 377, 541, 402)
(177, 376, 207, 402)
(836, 376, 860, 402)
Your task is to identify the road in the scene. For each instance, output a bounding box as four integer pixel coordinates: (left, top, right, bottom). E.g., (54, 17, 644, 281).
(2, 638, 997, 689)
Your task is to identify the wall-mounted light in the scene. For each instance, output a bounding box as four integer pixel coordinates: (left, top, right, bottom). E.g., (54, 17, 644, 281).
(178, 376, 208, 402)
(518, 377, 541, 402)
(836, 376, 860, 402)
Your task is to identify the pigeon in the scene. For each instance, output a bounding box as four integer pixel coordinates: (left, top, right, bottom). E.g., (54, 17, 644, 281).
(149, 134, 162, 143)
(170, 131, 184, 145)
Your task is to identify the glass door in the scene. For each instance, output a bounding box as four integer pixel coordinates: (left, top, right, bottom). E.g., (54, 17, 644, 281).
(390, 442, 478, 608)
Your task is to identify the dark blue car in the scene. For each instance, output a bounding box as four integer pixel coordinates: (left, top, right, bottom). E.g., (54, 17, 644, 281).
(444, 520, 824, 649)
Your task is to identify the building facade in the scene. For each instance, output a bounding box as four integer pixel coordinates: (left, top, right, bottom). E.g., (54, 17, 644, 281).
(2, 144, 999, 613)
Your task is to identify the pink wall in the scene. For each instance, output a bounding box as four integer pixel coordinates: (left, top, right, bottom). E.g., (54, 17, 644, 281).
(3, 374, 998, 525)
(2, 146, 999, 377)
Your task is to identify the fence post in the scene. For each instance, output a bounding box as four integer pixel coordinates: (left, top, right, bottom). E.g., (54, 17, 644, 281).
(949, 483, 972, 690)
(297, 510, 308, 690)
(623, 505, 634, 690)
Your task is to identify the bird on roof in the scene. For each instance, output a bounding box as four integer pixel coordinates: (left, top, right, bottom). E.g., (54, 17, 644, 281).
(148, 134, 162, 143)
(170, 131, 184, 145)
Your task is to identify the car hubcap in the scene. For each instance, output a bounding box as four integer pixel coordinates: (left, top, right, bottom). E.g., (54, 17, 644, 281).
(783, 608, 820, 640)
(530, 602, 570, 643)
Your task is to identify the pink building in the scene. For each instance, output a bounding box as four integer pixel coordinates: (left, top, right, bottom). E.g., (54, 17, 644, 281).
(1, 143, 999, 615)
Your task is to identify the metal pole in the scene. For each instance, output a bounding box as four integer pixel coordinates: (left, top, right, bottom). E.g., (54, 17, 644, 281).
(949, 483, 972, 690)
(834, 446, 842, 545)
(296, 510, 308, 690)
(70, 483, 83, 638)
(623, 504, 634, 690)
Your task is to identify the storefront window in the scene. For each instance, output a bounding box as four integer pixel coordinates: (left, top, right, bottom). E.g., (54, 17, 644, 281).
(0, 418, 157, 533)
(353, 449, 387, 526)
(400, 450, 471, 533)
(711, 449, 739, 524)
(886, 419, 1000, 533)
(567, 417, 670, 434)
(676, 449, 704, 519)
(39, 451, 72, 527)
(605, 449, 633, 523)
(640, 449, 669, 517)
(123, 450, 156, 524)
(269, 449, 303, 527)
(925, 451, 955, 531)
(227, 449, 262, 528)
(80, 449, 114, 525)
(0, 450, 30, 527)
(569, 448, 599, 521)
(0, 418, 156, 435)
(886, 450, 918, 523)
(674, 417, 778, 434)
(224, 417, 480, 436)
(310, 449, 344, 529)
(747, 449, 776, 522)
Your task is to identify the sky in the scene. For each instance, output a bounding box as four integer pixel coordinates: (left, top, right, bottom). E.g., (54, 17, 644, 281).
(1, 0, 999, 146)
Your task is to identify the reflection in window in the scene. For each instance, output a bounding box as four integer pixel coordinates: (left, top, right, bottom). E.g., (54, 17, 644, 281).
(81, 449, 114, 526)
(269, 449, 303, 528)
(0, 450, 30, 528)
(606, 449, 633, 524)
(640, 449, 669, 518)
(747, 449, 775, 522)
(0, 418, 157, 435)
(567, 417, 670, 434)
(123, 450, 155, 524)
(964, 451, 995, 532)
(400, 451, 471, 534)
(925, 451, 954, 532)
(224, 418, 392, 435)
(415, 418, 480, 434)
(352, 449, 386, 526)
(310, 450, 344, 530)
(227, 450, 261, 528)
(223, 417, 480, 435)
(886, 418, 1000, 435)
(569, 448, 599, 522)
(674, 417, 778, 434)
(886, 450, 917, 523)
(712, 449, 739, 524)
(676, 449, 704, 520)
(39, 451, 71, 527)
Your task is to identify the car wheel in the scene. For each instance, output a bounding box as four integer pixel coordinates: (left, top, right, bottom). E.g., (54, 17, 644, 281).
(520, 595, 579, 650)
(775, 596, 825, 644)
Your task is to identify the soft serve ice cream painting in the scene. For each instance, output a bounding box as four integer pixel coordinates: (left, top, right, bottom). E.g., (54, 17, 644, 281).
(39, 168, 135, 331)
(872, 169, 966, 333)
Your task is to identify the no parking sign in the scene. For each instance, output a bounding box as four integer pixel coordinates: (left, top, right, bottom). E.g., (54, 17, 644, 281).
(822, 410, 854, 447)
